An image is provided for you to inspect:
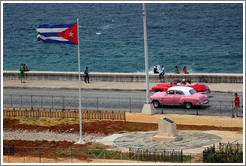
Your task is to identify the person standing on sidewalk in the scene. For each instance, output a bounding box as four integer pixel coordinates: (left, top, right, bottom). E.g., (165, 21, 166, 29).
(233, 93, 240, 117)
(84, 66, 90, 83)
(20, 63, 25, 83)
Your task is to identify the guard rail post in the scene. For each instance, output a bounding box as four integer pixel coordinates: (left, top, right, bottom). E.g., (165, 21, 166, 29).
(62, 96, 65, 111)
(31, 95, 33, 110)
(52, 96, 54, 109)
(97, 97, 98, 111)
(220, 101, 222, 114)
(21, 95, 22, 108)
(196, 109, 199, 116)
(129, 97, 131, 113)
(41, 96, 43, 108)
(232, 101, 234, 118)
(10, 94, 13, 108)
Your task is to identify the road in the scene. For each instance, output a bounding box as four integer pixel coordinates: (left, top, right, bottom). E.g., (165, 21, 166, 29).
(3, 88, 243, 116)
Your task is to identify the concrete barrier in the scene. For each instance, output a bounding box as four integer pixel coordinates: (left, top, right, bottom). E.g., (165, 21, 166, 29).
(3, 71, 243, 83)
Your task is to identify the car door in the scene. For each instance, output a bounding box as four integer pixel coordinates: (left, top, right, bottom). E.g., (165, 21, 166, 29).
(174, 90, 185, 105)
(163, 90, 174, 104)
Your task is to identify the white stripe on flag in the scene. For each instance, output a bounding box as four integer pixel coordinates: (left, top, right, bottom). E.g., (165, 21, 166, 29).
(37, 34, 69, 41)
(36, 28, 68, 33)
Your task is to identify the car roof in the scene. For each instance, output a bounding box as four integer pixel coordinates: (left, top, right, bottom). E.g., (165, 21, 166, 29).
(168, 86, 194, 91)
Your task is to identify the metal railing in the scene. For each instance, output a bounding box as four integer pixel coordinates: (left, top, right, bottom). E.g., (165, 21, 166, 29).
(203, 142, 243, 163)
(129, 148, 187, 163)
(3, 145, 193, 163)
(3, 94, 145, 112)
(3, 94, 243, 116)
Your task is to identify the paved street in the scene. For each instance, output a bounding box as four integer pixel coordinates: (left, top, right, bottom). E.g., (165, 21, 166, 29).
(3, 88, 243, 116)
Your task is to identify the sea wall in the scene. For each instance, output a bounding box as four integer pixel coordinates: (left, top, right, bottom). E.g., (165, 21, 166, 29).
(3, 71, 243, 83)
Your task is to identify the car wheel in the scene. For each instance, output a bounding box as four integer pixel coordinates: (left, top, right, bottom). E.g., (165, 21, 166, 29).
(185, 102, 192, 109)
(153, 100, 160, 108)
(155, 89, 162, 92)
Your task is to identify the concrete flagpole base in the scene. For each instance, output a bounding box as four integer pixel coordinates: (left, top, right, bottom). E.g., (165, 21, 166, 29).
(75, 139, 86, 144)
(141, 103, 155, 115)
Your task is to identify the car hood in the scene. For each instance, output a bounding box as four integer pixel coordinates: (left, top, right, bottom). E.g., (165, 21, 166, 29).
(150, 92, 164, 97)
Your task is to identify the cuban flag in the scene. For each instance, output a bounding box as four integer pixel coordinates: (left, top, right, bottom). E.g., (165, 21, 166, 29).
(36, 23, 78, 45)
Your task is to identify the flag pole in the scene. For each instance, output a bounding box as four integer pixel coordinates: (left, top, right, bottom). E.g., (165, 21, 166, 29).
(77, 18, 84, 144)
(142, 3, 150, 104)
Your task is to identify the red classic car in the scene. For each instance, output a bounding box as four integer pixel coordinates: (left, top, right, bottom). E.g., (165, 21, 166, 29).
(152, 79, 211, 93)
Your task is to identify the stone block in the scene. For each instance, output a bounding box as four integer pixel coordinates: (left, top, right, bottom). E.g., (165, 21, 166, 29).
(153, 117, 180, 142)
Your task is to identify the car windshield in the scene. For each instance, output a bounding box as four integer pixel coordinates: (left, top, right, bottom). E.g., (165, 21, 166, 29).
(189, 89, 197, 95)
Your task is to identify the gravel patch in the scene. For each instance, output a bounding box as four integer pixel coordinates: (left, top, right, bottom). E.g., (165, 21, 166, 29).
(3, 130, 105, 143)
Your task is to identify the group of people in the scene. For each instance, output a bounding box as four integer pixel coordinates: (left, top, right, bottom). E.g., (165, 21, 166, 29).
(19, 63, 29, 83)
(154, 65, 165, 80)
(153, 65, 189, 80)
(175, 66, 189, 74)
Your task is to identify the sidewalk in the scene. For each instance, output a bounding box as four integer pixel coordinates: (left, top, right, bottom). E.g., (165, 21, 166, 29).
(126, 113, 243, 128)
(3, 79, 243, 93)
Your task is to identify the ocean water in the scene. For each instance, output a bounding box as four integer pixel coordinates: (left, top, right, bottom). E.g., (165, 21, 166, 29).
(3, 3, 243, 73)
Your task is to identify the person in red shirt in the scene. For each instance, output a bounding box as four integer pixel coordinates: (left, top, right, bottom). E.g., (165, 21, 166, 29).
(180, 79, 186, 85)
(234, 93, 240, 117)
(183, 66, 189, 74)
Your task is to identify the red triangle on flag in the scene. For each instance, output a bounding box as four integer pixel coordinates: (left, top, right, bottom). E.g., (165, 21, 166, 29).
(57, 23, 78, 45)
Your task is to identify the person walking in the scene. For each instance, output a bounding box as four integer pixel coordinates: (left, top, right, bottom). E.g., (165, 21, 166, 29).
(159, 65, 165, 81)
(233, 93, 240, 117)
(20, 63, 25, 83)
(84, 66, 90, 83)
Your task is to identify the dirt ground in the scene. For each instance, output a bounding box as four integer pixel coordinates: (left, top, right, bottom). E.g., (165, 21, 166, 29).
(3, 117, 242, 134)
(126, 113, 243, 128)
(3, 113, 244, 163)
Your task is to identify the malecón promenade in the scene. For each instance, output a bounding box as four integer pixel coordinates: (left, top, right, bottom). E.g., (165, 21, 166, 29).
(3, 71, 243, 93)
(3, 71, 243, 116)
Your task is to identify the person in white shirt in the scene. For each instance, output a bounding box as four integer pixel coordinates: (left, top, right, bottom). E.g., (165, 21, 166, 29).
(159, 65, 165, 80)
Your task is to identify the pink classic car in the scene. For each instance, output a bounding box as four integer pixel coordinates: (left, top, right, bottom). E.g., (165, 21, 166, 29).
(150, 86, 209, 109)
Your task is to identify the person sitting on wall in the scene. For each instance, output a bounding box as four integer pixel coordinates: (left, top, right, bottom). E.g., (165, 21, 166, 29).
(174, 66, 180, 74)
(183, 66, 189, 74)
(153, 65, 159, 74)
(159, 65, 165, 80)
(180, 79, 186, 85)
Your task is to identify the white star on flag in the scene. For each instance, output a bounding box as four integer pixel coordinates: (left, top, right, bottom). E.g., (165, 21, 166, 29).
(68, 32, 73, 37)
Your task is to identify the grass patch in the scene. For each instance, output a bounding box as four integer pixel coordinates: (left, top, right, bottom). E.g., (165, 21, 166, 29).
(11, 117, 95, 126)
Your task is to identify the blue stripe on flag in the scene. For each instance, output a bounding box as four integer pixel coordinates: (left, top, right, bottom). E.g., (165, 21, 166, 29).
(37, 37, 75, 44)
(36, 23, 76, 29)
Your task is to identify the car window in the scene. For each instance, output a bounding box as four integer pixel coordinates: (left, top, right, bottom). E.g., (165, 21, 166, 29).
(167, 90, 174, 95)
(176, 90, 184, 95)
(189, 89, 197, 95)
